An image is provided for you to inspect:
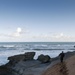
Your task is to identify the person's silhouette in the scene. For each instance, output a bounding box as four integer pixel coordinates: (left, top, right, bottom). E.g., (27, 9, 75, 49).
(59, 51, 65, 63)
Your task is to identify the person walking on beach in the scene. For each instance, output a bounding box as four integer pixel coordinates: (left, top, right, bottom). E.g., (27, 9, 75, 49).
(59, 51, 65, 63)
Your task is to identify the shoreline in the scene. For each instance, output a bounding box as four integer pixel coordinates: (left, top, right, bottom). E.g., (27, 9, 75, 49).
(0, 51, 75, 75)
(42, 52, 75, 75)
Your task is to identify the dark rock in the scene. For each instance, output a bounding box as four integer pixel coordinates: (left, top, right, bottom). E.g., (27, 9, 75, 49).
(37, 54, 51, 63)
(24, 52, 35, 61)
(8, 52, 35, 65)
(8, 54, 25, 66)
(0, 65, 13, 75)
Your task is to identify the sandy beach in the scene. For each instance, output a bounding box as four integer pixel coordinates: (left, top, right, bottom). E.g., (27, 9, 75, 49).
(42, 54, 75, 75)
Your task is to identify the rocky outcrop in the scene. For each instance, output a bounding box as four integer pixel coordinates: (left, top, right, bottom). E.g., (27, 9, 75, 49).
(12, 60, 42, 75)
(8, 52, 35, 65)
(1, 51, 75, 75)
(37, 54, 51, 63)
(1, 52, 51, 75)
(24, 52, 35, 61)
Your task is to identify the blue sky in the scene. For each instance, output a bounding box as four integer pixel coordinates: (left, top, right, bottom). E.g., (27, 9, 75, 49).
(0, 0, 75, 42)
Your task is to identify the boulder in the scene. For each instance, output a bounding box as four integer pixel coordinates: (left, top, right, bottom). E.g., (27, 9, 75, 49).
(8, 52, 35, 65)
(8, 54, 25, 65)
(24, 52, 35, 61)
(37, 54, 51, 63)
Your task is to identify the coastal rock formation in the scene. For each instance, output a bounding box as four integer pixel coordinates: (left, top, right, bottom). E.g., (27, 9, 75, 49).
(24, 52, 35, 61)
(37, 54, 51, 63)
(7, 54, 51, 75)
(6, 52, 51, 75)
(8, 52, 35, 65)
(1, 51, 75, 75)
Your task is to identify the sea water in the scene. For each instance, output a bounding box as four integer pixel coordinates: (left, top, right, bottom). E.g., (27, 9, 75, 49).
(0, 42, 75, 65)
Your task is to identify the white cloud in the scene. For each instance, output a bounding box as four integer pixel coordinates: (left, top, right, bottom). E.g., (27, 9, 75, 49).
(17, 27, 22, 33)
(13, 27, 22, 37)
(0, 27, 28, 39)
(30, 33, 75, 42)
(52, 33, 64, 38)
(8, 27, 29, 38)
(1, 30, 75, 42)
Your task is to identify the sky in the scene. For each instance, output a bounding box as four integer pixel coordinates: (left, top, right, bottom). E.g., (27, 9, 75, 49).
(0, 0, 75, 42)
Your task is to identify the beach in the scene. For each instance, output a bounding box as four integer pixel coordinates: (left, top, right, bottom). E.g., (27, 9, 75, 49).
(0, 51, 75, 75)
(42, 53, 75, 75)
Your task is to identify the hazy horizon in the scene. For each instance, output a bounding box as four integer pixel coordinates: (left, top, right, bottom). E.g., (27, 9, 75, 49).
(0, 0, 75, 42)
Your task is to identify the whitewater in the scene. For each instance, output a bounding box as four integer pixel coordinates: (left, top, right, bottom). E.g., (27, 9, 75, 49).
(0, 42, 75, 65)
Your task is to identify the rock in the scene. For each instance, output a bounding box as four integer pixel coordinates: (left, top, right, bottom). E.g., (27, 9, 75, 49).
(18, 68, 23, 75)
(24, 52, 35, 61)
(37, 54, 51, 63)
(8, 52, 35, 65)
(8, 54, 25, 65)
(0, 65, 13, 75)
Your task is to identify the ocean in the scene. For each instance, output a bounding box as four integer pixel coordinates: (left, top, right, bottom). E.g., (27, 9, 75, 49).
(0, 42, 75, 66)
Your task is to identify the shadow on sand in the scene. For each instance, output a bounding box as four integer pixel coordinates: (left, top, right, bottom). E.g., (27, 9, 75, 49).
(59, 62, 68, 75)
